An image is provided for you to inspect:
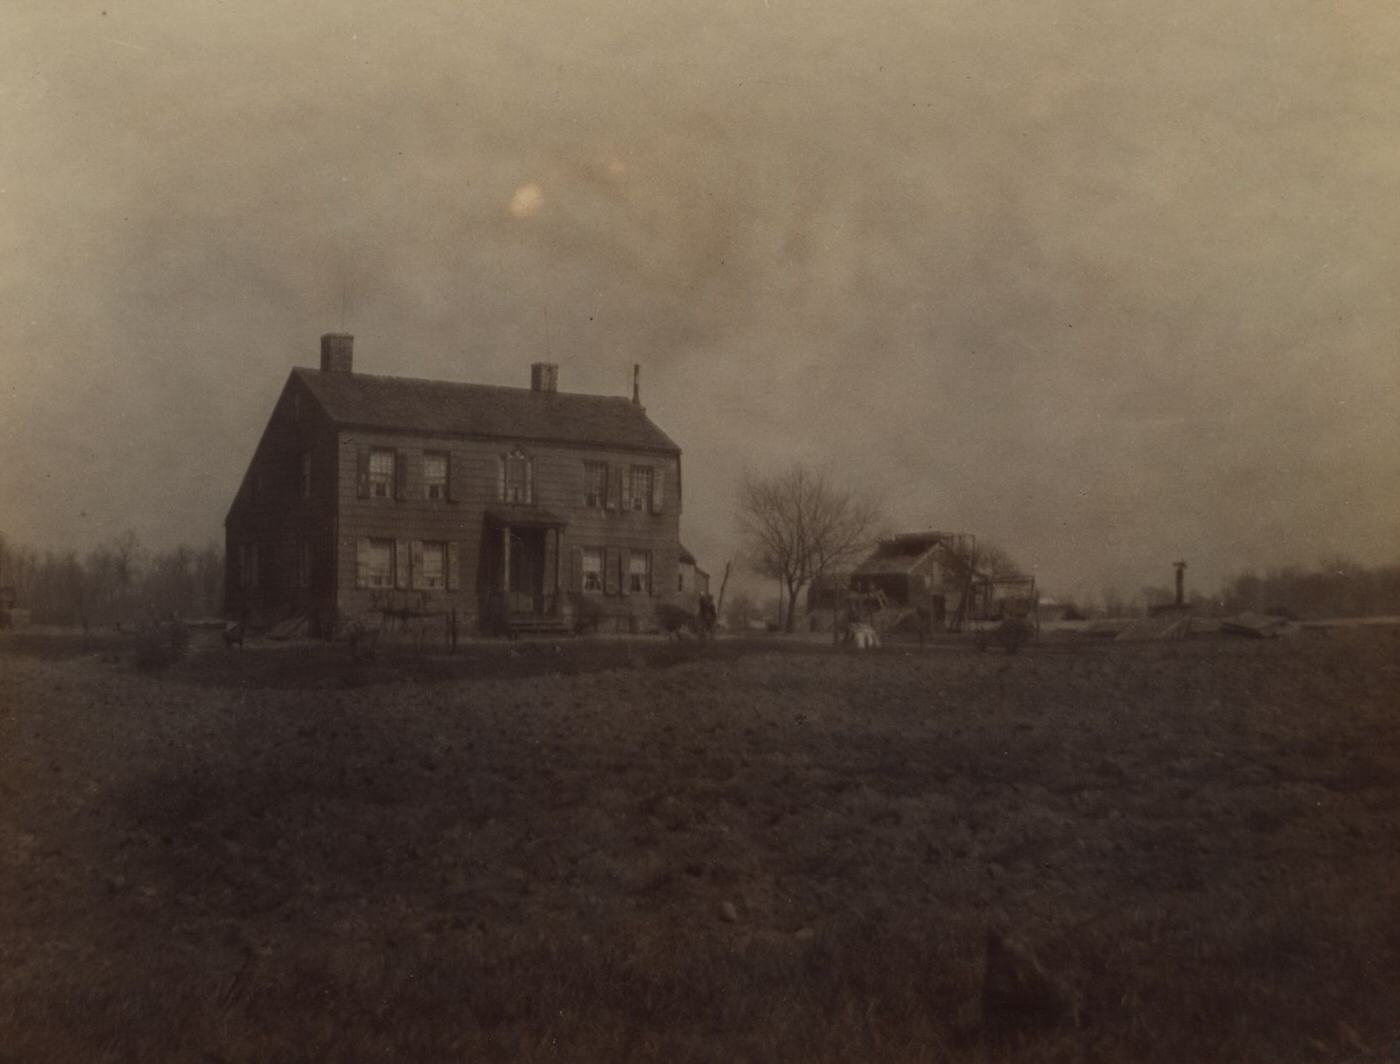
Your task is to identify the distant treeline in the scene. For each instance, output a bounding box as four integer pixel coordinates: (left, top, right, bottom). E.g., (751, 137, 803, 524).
(0, 531, 223, 627)
(1220, 559, 1400, 619)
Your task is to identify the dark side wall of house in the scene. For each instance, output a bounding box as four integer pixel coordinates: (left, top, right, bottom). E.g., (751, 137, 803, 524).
(224, 373, 340, 627)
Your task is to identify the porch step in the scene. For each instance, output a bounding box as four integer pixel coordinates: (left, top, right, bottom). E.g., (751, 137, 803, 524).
(507, 616, 572, 638)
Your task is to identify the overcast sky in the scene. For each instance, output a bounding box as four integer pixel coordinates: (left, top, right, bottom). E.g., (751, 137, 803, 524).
(2, 1, 1397, 602)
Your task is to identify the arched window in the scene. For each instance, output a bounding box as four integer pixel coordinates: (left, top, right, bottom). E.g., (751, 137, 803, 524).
(499, 447, 534, 504)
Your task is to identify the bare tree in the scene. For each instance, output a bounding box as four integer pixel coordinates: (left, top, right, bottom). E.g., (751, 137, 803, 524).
(737, 465, 882, 633)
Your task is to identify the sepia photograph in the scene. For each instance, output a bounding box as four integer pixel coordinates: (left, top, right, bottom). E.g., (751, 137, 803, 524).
(2, 2, 1398, 1061)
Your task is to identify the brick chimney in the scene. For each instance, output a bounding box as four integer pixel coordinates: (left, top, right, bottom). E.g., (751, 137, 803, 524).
(320, 333, 353, 373)
(530, 362, 558, 392)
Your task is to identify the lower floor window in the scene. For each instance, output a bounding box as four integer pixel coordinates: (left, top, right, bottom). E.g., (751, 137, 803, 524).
(628, 552, 651, 595)
(581, 548, 603, 592)
(419, 541, 445, 589)
(367, 539, 394, 588)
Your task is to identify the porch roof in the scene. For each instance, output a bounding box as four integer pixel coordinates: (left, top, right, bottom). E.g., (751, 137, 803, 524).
(484, 507, 569, 529)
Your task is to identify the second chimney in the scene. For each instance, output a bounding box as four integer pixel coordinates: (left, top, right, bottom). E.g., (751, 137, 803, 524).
(530, 362, 558, 393)
(320, 333, 354, 373)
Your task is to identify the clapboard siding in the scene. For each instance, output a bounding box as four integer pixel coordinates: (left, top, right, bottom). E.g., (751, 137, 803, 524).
(333, 430, 682, 629)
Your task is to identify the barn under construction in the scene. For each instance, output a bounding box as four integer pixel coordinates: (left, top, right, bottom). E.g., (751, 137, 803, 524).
(841, 531, 1038, 637)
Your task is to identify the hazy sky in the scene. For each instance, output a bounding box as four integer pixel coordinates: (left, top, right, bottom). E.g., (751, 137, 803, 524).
(3, 1, 1397, 602)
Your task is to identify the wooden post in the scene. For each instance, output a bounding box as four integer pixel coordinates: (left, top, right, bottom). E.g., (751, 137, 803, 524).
(715, 559, 732, 615)
(554, 530, 563, 614)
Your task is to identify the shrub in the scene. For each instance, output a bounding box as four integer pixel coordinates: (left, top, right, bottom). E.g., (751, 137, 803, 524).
(131, 620, 189, 672)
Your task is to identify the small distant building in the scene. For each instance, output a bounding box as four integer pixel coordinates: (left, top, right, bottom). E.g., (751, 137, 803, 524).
(676, 544, 709, 605)
(850, 532, 981, 629)
(849, 531, 1037, 631)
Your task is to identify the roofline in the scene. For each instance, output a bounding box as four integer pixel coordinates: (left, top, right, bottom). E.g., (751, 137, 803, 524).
(330, 421, 681, 456)
(291, 366, 682, 454)
(292, 365, 660, 407)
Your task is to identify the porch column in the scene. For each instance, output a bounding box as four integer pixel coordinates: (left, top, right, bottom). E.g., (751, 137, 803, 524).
(501, 526, 510, 597)
(554, 530, 563, 610)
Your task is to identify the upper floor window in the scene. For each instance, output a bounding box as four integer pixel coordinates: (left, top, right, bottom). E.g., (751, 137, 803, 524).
(501, 448, 533, 504)
(424, 452, 448, 501)
(369, 449, 396, 498)
(629, 466, 653, 512)
(584, 462, 608, 508)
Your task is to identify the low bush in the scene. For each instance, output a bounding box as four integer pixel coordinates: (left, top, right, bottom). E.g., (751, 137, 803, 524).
(131, 620, 190, 671)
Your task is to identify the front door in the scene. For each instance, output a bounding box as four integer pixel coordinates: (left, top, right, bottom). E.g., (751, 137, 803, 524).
(507, 528, 546, 613)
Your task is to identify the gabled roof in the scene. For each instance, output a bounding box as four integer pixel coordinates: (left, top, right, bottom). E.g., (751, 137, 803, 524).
(855, 536, 950, 576)
(293, 367, 681, 453)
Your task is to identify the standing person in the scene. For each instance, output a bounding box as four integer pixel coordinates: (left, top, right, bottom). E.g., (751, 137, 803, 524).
(697, 591, 717, 641)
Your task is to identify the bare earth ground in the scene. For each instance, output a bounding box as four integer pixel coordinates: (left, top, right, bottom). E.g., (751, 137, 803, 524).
(1, 629, 1398, 1063)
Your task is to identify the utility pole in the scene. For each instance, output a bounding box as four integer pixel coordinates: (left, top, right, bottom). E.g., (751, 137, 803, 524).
(715, 560, 732, 615)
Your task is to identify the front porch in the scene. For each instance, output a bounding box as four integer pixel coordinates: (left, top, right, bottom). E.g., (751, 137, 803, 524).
(481, 509, 572, 637)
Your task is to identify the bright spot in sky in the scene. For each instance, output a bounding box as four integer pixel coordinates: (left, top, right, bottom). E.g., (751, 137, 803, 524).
(508, 183, 544, 218)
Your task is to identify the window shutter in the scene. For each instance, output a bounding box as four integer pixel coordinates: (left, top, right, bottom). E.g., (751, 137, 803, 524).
(410, 540, 425, 589)
(356, 447, 370, 499)
(619, 549, 630, 597)
(447, 542, 461, 591)
(569, 546, 583, 592)
(395, 539, 411, 589)
(651, 468, 664, 513)
(620, 466, 632, 510)
(497, 456, 506, 502)
(525, 457, 535, 505)
(604, 547, 620, 596)
(393, 450, 406, 500)
(448, 452, 466, 503)
(606, 465, 620, 510)
(647, 550, 655, 596)
(355, 538, 369, 589)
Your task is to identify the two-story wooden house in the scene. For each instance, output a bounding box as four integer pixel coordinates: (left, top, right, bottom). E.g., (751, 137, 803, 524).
(224, 334, 685, 636)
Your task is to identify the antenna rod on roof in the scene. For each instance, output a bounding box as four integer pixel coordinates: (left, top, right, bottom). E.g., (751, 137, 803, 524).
(340, 282, 353, 332)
